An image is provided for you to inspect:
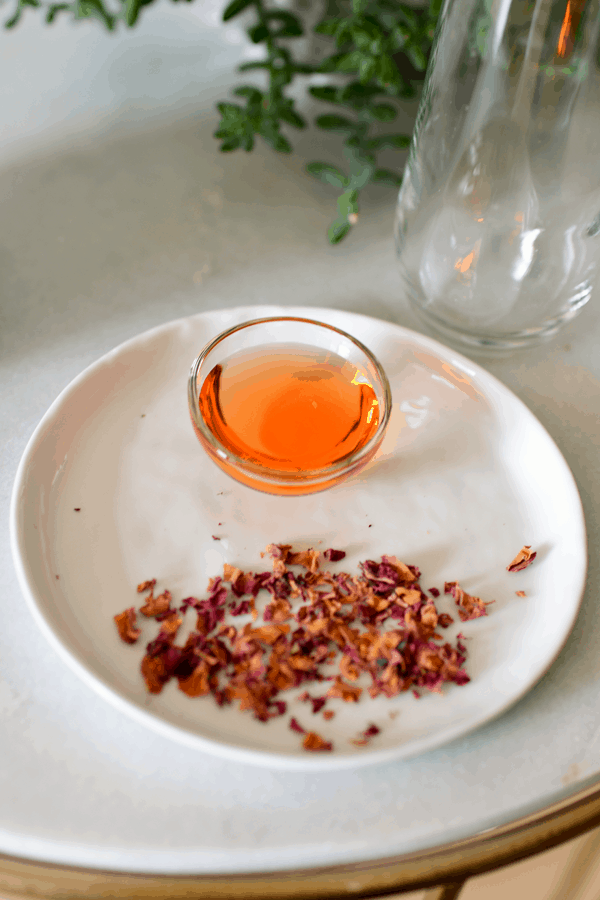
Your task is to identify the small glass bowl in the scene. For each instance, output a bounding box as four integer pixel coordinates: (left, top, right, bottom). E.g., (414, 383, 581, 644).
(188, 316, 391, 496)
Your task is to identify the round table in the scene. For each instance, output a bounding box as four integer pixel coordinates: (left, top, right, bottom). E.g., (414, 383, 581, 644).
(1, 11, 600, 899)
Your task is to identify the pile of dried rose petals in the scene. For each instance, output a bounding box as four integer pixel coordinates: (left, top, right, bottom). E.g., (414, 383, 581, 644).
(114, 545, 497, 752)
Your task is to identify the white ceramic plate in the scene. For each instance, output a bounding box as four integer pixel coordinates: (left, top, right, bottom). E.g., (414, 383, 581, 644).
(10, 306, 587, 771)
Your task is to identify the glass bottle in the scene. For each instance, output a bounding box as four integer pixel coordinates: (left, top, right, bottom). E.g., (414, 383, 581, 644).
(395, 0, 600, 350)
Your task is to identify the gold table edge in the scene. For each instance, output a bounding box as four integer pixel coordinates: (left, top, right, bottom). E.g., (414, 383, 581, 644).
(2, 781, 600, 899)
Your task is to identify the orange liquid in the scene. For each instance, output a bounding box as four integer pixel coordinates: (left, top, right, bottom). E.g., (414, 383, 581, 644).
(199, 347, 380, 472)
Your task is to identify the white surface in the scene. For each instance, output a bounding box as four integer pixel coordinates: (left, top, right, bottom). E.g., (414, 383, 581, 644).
(0, 0, 246, 168)
(2, 3, 600, 878)
(11, 307, 586, 771)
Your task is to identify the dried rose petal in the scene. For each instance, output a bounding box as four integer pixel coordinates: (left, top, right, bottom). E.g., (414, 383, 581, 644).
(288, 549, 321, 573)
(327, 676, 362, 703)
(178, 661, 211, 697)
(251, 623, 290, 644)
(140, 590, 172, 618)
(140, 654, 168, 693)
(266, 543, 292, 563)
(324, 549, 346, 562)
(289, 717, 305, 734)
(507, 546, 537, 572)
(303, 732, 333, 751)
(158, 612, 182, 639)
(351, 723, 380, 746)
(114, 608, 141, 644)
(137, 579, 157, 593)
(223, 563, 242, 584)
(445, 581, 492, 622)
(299, 692, 327, 714)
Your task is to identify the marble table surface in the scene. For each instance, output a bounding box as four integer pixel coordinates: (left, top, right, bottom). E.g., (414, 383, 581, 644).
(1, 6, 600, 877)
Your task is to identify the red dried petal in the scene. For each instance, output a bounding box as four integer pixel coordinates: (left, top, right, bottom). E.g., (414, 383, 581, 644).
(140, 654, 168, 693)
(178, 661, 211, 697)
(114, 607, 141, 644)
(327, 676, 362, 703)
(324, 549, 346, 562)
(288, 549, 321, 573)
(445, 581, 492, 621)
(223, 563, 242, 584)
(137, 579, 157, 593)
(303, 732, 333, 751)
(351, 723, 380, 746)
(140, 590, 172, 617)
(507, 546, 537, 572)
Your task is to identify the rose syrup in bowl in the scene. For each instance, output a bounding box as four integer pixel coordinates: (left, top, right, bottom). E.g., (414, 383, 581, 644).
(188, 317, 391, 495)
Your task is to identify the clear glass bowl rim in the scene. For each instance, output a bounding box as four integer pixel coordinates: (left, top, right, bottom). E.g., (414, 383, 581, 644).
(188, 316, 392, 485)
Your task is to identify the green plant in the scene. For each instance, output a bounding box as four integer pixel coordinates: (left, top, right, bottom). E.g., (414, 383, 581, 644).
(215, 0, 441, 242)
(4, 0, 441, 242)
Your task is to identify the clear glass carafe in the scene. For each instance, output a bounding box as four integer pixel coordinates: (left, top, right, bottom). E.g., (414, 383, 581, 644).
(395, 0, 600, 350)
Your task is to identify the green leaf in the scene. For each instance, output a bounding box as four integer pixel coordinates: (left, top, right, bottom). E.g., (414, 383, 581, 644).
(290, 62, 317, 74)
(344, 143, 375, 175)
(406, 43, 428, 71)
(3, 11, 21, 26)
(222, 0, 253, 21)
(339, 82, 381, 103)
(337, 190, 359, 219)
(428, 0, 444, 20)
(238, 61, 270, 71)
(368, 102, 397, 122)
(278, 105, 306, 129)
(390, 24, 409, 52)
(372, 167, 403, 186)
(247, 22, 269, 43)
(358, 56, 377, 82)
(315, 114, 355, 132)
(332, 50, 364, 73)
(264, 10, 303, 38)
(264, 132, 292, 152)
(219, 137, 243, 152)
(366, 133, 411, 151)
(4, 0, 41, 27)
(328, 220, 352, 244)
(351, 22, 381, 53)
(308, 86, 339, 103)
(314, 18, 339, 37)
(46, 2, 72, 22)
(306, 162, 347, 190)
(270, 68, 293, 90)
(216, 101, 247, 128)
(77, 0, 115, 27)
(258, 120, 292, 152)
(377, 54, 401, 89)
(347, 164, 374, 191)
(122, 0, 143, 27)
(233, 85, 262, 103)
